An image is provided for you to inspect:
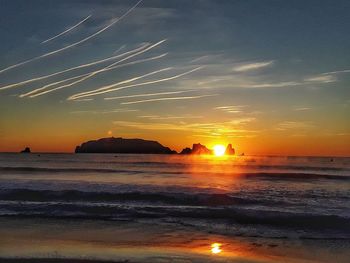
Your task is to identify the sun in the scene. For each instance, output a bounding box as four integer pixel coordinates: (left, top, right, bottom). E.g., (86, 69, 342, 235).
(213, 145, 226, 157)
(211, 243, 222, 254)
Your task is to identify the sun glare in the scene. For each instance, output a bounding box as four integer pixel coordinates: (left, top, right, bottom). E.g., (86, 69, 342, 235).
(211, 243, 222, 254)
(213, 145, 226, 157)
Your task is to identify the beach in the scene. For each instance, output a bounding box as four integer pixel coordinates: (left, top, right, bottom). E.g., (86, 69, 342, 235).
(0, 153, 349, 262)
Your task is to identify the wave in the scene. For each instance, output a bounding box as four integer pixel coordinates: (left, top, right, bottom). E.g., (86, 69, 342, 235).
(0, 166, 349, 180)
(0, 189, 266, 206)
(1, 200, 349, 233)
(0, 166, 143, 174)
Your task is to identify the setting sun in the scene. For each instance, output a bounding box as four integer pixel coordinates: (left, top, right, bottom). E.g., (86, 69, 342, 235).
(211, 243, 222, 254)
(213, 145, 226, 157)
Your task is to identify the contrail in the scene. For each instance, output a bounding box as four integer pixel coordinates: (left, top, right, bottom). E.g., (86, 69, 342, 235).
(104, 90, 195, 100)
(121, 94, 218, 105)
(0, 0, 143, 75)
(41, 15, 92, 44)
(68, 67, 173, 100)
(69, 66, 203, 100)
(21, 53, 167, 98)
(52, 39, 167, 92)
(0, 44, 148, 91)
(20, 74, 84, 98)
(113, 45, 126, 54)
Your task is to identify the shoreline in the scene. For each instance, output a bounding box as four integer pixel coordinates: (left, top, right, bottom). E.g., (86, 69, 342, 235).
(1, 217, 350, 263)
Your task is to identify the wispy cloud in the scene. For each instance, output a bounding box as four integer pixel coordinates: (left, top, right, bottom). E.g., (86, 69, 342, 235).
(229, 117, 256, 125)
(121, 94, 217, 105)
(305, 75, 337, 83)
(138, 114, 203, 120)
(241, 81, 302, 88)
(276, 121, 314, 131)
(293, 107, 311, 111)
(70, 108, 138, 114)
(73, 98, 94, 102)
(321, 69, 350, 75)
(233, 61, 274, 72)
(113, 119, 256, 134)
(113, 117, 257, 139)
(104, 90, 194, 100)
(213, 105, 247, 113)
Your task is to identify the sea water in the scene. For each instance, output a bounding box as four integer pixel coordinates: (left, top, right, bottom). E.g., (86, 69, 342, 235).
(0, 153, 349, 262)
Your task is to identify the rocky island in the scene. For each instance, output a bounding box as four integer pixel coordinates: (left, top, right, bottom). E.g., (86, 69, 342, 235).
(180, 143, 235, 155)
(75, 137, 176, 154)
(180, 143, 213, 155)
(75, 137, 236, 155)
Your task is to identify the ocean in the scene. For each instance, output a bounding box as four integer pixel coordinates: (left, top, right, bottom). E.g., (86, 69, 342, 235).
(0, 153, 349, 262)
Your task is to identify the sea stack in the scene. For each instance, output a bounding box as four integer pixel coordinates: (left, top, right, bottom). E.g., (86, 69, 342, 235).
(180, 143, 212, 155)
(225, 144, 235, 155)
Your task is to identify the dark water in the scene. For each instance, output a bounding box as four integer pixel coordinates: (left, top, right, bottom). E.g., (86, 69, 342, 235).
(0, 153, 349, 241)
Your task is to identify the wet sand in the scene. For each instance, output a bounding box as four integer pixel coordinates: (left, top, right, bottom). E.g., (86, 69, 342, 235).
(1, 217, 349, 263)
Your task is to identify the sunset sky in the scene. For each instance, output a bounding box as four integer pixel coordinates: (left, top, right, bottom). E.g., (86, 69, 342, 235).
(0, 0, 349, 155)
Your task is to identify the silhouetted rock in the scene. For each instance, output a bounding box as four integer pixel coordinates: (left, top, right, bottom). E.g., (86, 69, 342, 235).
(180, 147, 192, 154)
(180, 143, 213, 155)
(75, 137, 177, 154)
(225, 144, 235, 155)
(181, 143, 236, 155)
(192, 143, 212, 155)
(20, 147, 31, 153)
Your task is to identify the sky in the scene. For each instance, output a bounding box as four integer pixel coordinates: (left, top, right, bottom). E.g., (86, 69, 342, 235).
(0, 0, 349, 156)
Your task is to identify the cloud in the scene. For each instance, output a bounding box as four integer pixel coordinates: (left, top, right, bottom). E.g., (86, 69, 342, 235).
(229, 117, 256, 125)
(112, 118, 257, 137)
(241, 81, 302, 88)
(321, 69, 350, 75)
(276, 121, 314, 131)
(213, 105, 247, 113)
(120, 94, 217, 105)
(138, 115, 203, 120)
(104, 90, 194, 101)
(293, 107, 311, 111)
(233, 61, 274, 72)
(305, 75, 337, 83)
(70, 108, 138, 114)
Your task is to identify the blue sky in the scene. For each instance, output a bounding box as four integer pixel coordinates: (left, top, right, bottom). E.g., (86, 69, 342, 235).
(0, 0, 349, 155)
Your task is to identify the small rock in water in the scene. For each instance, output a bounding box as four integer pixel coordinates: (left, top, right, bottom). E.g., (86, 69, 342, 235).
(20, 147, 31, 153)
